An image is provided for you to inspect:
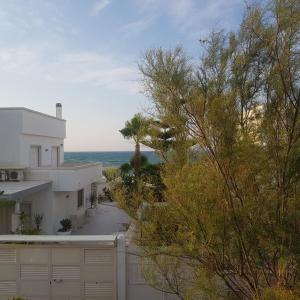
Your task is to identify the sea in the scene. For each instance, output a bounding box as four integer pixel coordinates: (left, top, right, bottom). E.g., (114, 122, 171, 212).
(64, 151, 160, 168)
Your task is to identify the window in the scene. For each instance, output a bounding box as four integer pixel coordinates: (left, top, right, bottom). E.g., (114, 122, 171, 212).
(51, 146, 60, 167)
(29, 146, 41, 168)
(77, 189, 84, 208)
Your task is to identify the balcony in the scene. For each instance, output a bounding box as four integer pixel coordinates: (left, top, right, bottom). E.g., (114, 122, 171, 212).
(25, 162, 105, 192)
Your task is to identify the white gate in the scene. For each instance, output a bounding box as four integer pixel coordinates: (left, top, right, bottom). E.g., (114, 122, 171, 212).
(0, 236, 116, 300)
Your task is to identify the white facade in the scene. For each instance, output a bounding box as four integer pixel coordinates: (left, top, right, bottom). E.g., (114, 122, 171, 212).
(0, 106, 105, 234)
(0, 108, 65, 168)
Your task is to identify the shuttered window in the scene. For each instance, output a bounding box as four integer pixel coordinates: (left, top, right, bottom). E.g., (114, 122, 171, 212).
(29, 146, 41, 168)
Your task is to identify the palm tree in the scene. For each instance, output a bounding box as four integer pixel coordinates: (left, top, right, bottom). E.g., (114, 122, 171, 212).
(119, 114, 148, 173)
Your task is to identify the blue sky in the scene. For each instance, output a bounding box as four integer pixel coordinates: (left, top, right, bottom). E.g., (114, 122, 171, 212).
(0, 0, 244, 151)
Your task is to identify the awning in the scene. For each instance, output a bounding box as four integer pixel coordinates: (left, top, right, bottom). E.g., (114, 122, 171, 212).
(0, 180, 52, 200)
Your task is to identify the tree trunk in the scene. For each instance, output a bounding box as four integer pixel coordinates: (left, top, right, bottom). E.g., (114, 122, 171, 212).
(134, 142, 141, 174)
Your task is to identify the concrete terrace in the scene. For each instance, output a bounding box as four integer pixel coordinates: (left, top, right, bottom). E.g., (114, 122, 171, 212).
(73, 202, 131, 235)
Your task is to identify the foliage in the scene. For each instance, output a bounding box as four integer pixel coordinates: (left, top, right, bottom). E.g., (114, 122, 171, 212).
(115, 0, 300, 299)
(16, 212, 41, 235)
(102, 167, 121, 201)
(0, 200, 15, 208)
(103, 167, 120, 181)
(119, 113, 148, 143)
(119, 113, 149, 172)
(141, 119, 177, 161)
(58, 218, 72, 232)
(260, 288, 300, 300)
(20, 228, 41, 235)
(34, 213, 43, 232)
(118, 153, 165, 204)
(89, 194, 97, 208)
(103, 187, 113, 202)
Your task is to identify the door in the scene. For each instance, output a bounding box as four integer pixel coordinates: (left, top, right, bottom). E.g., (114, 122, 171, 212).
(83, 249, 114, 299)
(29, 146, 41, 168)
(51, 147, 60, 168)
(51, 248, 81, 299)
(19, 248, 50, 300)
(0, 206, 13, 234)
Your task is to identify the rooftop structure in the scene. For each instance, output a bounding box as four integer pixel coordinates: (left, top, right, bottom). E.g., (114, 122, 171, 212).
(0, 104, 106, 234)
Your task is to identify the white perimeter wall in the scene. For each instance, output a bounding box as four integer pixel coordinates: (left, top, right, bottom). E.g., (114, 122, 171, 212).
(116, 237, 181, 300)
(126, 246, 180, 300)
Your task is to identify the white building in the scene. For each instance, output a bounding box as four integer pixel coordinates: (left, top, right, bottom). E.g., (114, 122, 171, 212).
(0, 104, 105, 234)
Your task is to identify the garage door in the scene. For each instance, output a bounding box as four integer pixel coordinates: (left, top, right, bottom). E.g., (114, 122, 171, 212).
(0, 245, 116, 300)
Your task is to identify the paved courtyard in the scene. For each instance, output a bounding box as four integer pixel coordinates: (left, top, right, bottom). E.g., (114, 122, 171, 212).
(73, 201, 131, 235)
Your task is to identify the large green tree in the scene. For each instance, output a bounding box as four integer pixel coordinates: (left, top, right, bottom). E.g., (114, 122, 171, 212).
(116, 0, 300, 299)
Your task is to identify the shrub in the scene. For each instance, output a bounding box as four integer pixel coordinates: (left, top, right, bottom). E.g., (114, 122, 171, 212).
(58, 218, 72, 232)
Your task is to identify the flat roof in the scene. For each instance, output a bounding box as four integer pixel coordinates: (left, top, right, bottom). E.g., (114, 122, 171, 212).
(0, 180, 52, 200)
(0, 235, 116, 245)
(0, 107, 66, 122)
(30, 162, 102, 170)
(0, 164, 25, 170)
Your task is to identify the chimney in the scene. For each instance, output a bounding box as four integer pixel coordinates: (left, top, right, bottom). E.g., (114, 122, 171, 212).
(56, 103, 62, 118)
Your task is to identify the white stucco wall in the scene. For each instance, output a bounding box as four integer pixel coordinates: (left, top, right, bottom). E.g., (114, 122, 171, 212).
(0, 108, 66, 167)
(20, 135, 64, 167)
(11, 180, 101, 234)
(52, 184, 92, 232)
(126, 248, 181, 300)
(0, 109, 22, 165)
(27, 188, 54, 234)
(21, 109, 65, 139)
(25, 163, 103, 191)
(53, 191, 77, 232)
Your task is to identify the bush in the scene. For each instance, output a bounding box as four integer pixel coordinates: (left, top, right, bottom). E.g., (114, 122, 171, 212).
(261, 288, 300, 300)
(58, 218, 72, 232)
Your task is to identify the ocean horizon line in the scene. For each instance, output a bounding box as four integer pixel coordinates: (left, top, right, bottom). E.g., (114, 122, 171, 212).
(64, 151, 160, 167)
(64, 150, 155, 152)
